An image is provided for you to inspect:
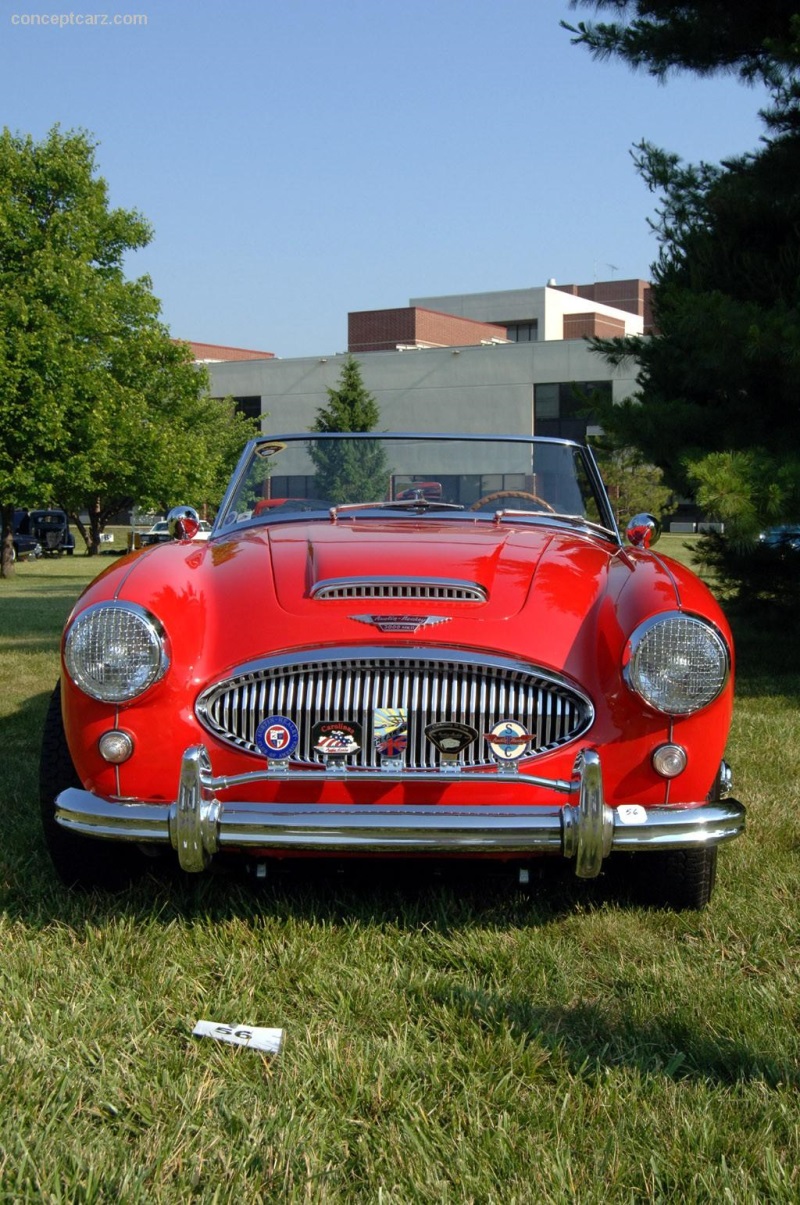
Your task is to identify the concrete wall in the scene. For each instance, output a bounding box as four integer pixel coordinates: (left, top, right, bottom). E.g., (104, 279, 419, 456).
(207, 339, 640, 437)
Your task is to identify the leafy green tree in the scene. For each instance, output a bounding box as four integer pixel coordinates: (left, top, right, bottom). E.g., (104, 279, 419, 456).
(310, 357, 389, 504)
(565, 3, 800, 553)
(0, 126, 254, 573)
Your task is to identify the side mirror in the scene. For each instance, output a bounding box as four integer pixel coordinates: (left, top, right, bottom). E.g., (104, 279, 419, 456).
(167, 505, 201, 541)
(626, 513, 661, 549)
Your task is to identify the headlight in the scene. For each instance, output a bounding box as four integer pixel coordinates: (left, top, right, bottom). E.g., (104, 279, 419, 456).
(624, 612, 729, 716)
(64, 602, 168, 703)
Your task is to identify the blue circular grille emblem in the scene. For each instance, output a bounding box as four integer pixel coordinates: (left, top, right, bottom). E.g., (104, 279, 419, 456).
(255, 716, 299, 760)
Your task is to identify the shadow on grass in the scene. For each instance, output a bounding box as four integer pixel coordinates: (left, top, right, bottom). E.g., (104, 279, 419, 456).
(0, 589, 84, 642)
(728, 606, 800, 701)
(1, 687, 54, 754)
(5, 691, 791, 1093)
(5, 846, 793, 1091)
(3, 835, 612, 932)
(430, 986, 799, 1090)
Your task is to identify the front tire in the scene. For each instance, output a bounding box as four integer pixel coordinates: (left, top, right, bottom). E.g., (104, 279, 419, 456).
(39, 682, 143, 890)
(633, 846, 718, 911)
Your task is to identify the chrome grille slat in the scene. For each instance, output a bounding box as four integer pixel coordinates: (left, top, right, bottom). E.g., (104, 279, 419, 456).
(197, 651, 593, 767)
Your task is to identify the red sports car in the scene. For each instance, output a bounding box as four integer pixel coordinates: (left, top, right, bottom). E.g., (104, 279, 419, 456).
(41, 433, 744, 908)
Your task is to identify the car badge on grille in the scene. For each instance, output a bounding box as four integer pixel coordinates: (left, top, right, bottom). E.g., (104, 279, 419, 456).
(312, 720, 362, 758)
(350, 614, 452, 633)
(486, 720, 535, 762)
(425, 722, 479, 760)
(373, 708, 408, 758)
(255, 715, 299, 761)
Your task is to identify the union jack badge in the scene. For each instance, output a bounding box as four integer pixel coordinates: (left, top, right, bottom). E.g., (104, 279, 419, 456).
(373, 707, 408, 758)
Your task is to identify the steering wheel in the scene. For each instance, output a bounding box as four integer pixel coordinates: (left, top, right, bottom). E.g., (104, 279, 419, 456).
(469, 490, 555, 513)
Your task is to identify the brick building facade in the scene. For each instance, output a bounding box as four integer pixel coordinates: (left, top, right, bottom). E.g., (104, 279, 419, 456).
(348, 307, 508, 353)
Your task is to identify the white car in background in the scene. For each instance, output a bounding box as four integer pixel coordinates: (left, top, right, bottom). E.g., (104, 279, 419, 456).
(139, 519, 212, 546)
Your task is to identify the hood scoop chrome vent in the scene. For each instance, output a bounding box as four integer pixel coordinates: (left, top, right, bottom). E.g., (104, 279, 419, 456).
(310, 576, 487, 603)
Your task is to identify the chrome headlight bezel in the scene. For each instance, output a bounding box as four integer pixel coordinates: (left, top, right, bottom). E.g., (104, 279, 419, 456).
(623, 611, 730, 716)
(64, 601, 169, 703)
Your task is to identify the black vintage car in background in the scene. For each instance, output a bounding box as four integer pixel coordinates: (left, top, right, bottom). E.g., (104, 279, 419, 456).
(12, 508, 75, 560)
(11, 510, 42, 561)
(27, 509, 75, 555)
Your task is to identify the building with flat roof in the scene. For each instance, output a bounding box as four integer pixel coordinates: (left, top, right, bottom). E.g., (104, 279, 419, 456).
(204, 280, 647, 439)
(177, 341, 275, 363)
(409, 280, 651, 341)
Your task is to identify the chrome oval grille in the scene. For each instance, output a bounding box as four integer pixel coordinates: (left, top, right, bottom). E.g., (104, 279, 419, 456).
(196, 648, 593, 767)
(310, 577, 487, 602)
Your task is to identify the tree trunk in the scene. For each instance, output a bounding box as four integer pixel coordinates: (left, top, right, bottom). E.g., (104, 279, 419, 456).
(1, 503, 16, 579)
(87, 499, 102, 556)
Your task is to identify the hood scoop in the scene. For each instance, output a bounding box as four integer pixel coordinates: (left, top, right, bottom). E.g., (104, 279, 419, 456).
(310, 576, 488, 603)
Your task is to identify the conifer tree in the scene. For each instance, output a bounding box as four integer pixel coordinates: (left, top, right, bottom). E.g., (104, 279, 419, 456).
(310, 358, 388, 504)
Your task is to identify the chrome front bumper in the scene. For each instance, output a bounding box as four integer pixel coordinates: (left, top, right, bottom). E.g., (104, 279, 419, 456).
(54, 745, 745, 877)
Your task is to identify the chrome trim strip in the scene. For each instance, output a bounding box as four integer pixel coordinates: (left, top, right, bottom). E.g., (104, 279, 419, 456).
(54, 746, 745, 875)
(202, 764, 578, 795)
(211, 433, 622, 544)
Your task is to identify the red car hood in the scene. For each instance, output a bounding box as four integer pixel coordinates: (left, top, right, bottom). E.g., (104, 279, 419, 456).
(270, 520, 568, 618)
(105, 519, 679, 684)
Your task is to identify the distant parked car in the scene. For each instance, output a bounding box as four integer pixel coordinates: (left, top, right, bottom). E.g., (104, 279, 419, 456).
(758, 525, 800, 554)
(138, 518, 211, 547)
(139, 520, 170, 547)
(28, 509, 75, 556)
(11, 510, 42, 561)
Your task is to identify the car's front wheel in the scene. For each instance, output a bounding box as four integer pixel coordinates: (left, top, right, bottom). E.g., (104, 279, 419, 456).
(39, 683, 144, 890)
(634, 846, 718, 911)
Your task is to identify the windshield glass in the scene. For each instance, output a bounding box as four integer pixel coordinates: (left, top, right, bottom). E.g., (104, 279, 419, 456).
(216, 434, 616, 536)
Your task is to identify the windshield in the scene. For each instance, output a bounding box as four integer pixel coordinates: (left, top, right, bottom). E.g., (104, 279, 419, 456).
(216, 434, 617, 537)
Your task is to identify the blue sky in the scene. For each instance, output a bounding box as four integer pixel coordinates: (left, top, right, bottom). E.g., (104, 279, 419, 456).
(2, 0, 769, 357)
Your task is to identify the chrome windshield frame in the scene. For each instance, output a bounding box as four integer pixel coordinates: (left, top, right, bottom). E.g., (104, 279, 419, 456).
(212, 432, 622, 544)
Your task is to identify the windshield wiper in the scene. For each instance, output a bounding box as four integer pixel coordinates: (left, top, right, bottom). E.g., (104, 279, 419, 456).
(489, 509, 618, 540)
(329, 499, 465, 519)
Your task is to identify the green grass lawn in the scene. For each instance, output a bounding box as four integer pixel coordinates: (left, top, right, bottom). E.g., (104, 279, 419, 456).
(1, 555, 798, 1202)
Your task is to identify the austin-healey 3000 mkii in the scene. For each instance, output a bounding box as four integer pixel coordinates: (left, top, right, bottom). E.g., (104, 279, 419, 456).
(41, 432, 744, 908)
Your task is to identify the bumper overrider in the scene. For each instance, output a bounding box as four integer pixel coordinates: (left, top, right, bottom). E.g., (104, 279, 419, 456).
(54, 746, 745, 876)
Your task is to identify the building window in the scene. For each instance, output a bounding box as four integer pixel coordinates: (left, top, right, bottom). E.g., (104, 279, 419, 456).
(213, 396, 262, 421)
(534, 381, 611, 440)
(505, 321, 538, 343)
